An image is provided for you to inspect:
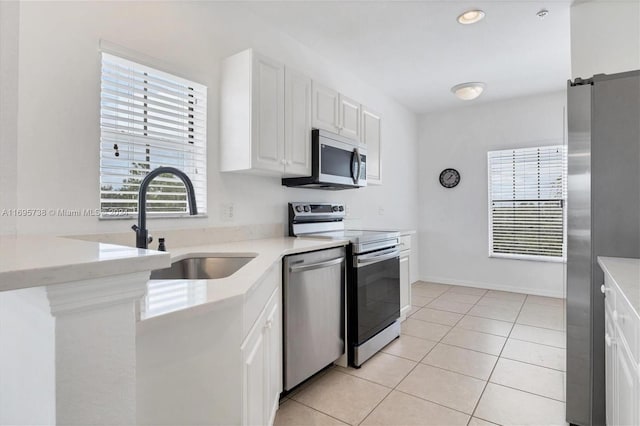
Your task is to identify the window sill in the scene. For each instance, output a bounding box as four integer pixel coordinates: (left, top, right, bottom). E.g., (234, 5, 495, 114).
(489, 253, 566, 264)
(99, 213, 208, 221)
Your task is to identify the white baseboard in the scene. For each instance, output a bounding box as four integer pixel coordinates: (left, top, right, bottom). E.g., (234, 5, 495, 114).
(418, 275, 565, 299)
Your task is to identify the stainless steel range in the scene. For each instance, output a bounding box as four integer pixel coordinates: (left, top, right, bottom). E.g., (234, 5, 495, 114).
(288, 202, 401, 367)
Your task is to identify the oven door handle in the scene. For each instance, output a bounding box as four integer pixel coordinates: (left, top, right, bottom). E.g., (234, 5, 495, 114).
(355, 248, 400, 268)
(289, 257, 345, 273)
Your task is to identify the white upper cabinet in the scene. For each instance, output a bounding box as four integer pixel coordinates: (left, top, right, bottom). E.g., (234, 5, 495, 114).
(253, 54, 285, 173)
(221, 49, 308, 177)
(284, 68, 312, 177)
(362, 106, 382, 184)
(221, 49, 382, 183)
(312, 81, 340, 133)
(338, 94, 361, 142)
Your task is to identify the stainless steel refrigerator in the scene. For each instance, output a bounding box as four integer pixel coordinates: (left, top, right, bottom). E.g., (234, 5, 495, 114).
(566, 70, 640, 426)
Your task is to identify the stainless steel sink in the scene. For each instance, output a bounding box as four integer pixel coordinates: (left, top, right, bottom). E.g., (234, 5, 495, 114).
(150, 255, 256, 280)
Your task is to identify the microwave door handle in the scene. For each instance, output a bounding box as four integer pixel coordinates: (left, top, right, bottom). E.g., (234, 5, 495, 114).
(350, 149, 358, 184)
(355, 148, 362, 182)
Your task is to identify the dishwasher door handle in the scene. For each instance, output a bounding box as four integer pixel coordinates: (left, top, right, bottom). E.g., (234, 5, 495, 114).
(289, 257, 345, 273)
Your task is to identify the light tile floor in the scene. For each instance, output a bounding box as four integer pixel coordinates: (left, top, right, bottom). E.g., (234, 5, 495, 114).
(275, 282, 567, 426)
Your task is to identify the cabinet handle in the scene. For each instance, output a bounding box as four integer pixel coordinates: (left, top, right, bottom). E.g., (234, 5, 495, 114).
(605, 333, 613, 347)
(601, 284, 606, 294)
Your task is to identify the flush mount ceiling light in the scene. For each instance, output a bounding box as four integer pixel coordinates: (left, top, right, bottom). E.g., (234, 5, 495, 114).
(457, 9, 485, 25)
(451, 82, 486, 100)
(536, 9, 549, 18)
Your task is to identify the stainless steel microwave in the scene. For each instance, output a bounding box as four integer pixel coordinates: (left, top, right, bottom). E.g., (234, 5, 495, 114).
(282, 129, 367, 190)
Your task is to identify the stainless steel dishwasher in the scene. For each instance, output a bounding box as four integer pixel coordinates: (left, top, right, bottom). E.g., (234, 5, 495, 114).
(283, 246, 346, 390)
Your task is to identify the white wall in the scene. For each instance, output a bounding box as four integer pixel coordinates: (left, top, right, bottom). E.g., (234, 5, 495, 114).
(0, 1, 19, 235)
(571, 0, 640, 78)
(4, 1, 419, 249)
(417, 91, 566, 297)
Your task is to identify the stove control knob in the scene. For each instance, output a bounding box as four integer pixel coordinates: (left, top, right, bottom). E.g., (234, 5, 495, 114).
(332, 206, 339, 212)
(338, 206, 344, 212)
(303, 205, 310, 212)
(295, 205, 304, 213)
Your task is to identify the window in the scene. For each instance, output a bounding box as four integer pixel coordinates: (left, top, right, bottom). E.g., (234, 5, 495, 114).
(488, 145, 567, 261)
(100, 52, 207, 218)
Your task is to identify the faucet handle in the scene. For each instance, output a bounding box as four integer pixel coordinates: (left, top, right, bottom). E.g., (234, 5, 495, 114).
(131, 224, 139, 232)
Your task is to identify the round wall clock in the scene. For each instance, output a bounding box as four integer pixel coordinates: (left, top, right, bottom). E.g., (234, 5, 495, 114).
(439, 168, 461, 188)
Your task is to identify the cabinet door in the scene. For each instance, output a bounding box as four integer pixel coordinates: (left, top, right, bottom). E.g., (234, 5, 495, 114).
(312, 82, 339, 132)
(399, 251, 411, 319)
(284, 68, 312, 177)
(362, 106, 382, 184)
(615, 341, 638, 426)
(242, 326, 267, 426)
(252, 54, 285, 173)
(264, 294, 282, 425)
(339, 94, 361, 142)
(605, 308, 616, 426)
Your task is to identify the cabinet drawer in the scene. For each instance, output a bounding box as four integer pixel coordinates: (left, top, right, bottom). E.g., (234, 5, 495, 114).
(398, 235, 412, 251)
(614, 287, 639, 364)
(243, 264, 280, 339)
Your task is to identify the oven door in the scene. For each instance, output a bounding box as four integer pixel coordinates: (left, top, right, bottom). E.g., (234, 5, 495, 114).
(351, 247, 400, 345)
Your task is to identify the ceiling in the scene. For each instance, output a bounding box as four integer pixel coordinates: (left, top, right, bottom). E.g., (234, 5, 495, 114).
(241, 1, 572, 114)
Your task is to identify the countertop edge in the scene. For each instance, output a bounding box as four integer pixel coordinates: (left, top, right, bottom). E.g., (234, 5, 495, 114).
(140, 238, 350, 322)
(0, 237, 170, 292)
(598, 256, 640, 320)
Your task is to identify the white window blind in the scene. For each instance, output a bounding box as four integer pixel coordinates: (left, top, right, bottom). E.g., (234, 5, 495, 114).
(100, 52, 207, 218)
(488, 145, 567, 261)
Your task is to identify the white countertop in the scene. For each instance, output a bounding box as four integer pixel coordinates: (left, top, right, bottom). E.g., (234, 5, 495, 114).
(141, 237, 349, 321)
(598, 256, 640, 318)
(0, 235, 170, 291)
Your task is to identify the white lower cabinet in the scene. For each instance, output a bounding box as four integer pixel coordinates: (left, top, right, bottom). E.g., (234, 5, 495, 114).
(242, 287, 281, 426)
(137, 264, 282, 426)
(605, 306, 616, 426)
(614, 341, 638, 426)
(399, 234, 412, 320)
(603, 271, 640, 426)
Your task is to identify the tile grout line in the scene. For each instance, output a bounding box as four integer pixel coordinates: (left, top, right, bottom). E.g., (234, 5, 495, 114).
(411, 285, 567, 424)
(286, 392, 355, 425)
(358, 284, 478, 425)
(284, 285, 565, 425)
(482, 381, 567, 404)
(365, 285, 485, 423)
(357, 288, 459, 425)
(467, 293, 530, 424)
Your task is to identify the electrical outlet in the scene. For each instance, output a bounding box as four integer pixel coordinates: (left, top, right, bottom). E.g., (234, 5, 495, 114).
(345, 204, 351, 217)
(378, 207, 385, 216)
(221, 203, 235, 222)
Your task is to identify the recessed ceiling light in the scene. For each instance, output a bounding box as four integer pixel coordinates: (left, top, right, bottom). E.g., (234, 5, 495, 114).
(451, 82, 486, 100)
(457, 9, 485, 25)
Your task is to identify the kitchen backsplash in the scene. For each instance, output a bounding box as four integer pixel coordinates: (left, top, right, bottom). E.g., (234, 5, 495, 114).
(70, 223, 284, 249)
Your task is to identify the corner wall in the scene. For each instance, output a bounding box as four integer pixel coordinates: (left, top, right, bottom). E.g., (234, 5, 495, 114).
(571, 0, 640, 79)
(417, 91, 567, 297)
(8, 1, 420, 259)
